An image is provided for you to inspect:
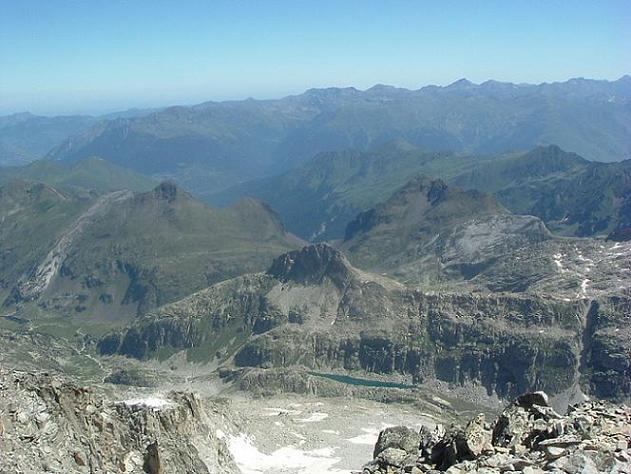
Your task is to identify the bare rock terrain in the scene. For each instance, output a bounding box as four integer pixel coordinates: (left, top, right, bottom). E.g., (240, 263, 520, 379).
(363, 391, 631, 474)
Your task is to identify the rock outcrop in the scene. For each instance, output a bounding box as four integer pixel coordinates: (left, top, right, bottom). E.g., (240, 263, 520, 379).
(0, 369, 238, 473)
(98, 245, 631, 402)
(363, 391, 631, 473)
(267, 243, 355, 287)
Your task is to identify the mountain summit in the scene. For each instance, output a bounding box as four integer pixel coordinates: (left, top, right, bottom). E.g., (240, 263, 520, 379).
(267, 243, 354, 287)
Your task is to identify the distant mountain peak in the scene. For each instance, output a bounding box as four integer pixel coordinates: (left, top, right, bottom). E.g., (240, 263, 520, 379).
(367, 83, 395, 91)
(394, 175, 449, 204)
(267, 244, 353, 287)
(343, 174, 504, 244)
(151, 181, 180, 202)
(447, 78, 475, 89)
(304, 86, 360, 97)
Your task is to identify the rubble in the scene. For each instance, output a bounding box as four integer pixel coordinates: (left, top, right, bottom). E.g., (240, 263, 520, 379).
(362, 392, 631, 473)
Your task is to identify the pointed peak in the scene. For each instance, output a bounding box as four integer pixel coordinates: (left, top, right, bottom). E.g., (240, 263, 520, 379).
(447, 78, 475, 89)
(400, 175, 448, 202)
(150, 181, 182, 203)
(267, 244, 354, 286)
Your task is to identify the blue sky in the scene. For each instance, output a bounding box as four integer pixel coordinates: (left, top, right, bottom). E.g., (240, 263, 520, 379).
(1, 0, 629, 115)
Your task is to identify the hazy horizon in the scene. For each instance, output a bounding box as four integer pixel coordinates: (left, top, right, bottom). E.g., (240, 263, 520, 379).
(1, 0, 629, 116)
(1, 73, 629, 117)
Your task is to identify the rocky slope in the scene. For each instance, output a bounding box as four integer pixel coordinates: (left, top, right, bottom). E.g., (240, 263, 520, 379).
(340, 175, 550, 282)
(340, 175, 631, 296)
(98, 244, 631, 402)
(0, 368, 238, 473)
(362, 391, 631, 473)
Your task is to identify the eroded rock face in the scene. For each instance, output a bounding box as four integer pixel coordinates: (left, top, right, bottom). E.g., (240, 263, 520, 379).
(0, 369, 238, 474)
(267, 242, 355, 287)
(362, 391, 631, 473)
(99, 245, 631, 402)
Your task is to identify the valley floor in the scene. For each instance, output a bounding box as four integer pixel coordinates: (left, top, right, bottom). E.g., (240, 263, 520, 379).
(220, 396, 434, 474)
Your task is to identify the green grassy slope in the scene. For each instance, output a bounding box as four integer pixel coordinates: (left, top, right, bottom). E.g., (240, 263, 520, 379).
(0, 156, 156, 194)
(1, 181, 301, 327)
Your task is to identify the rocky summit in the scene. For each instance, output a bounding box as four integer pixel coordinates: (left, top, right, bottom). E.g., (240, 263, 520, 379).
(0, 368, 239, 474)
(362, 391, 631, 474)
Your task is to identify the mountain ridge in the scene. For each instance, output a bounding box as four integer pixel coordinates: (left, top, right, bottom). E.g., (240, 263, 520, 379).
(1, 181, 301, 324)
(40, 76, 631, 197)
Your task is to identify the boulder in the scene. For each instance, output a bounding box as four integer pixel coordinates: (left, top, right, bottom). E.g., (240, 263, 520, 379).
(373, 425, 421, 458)
(516, 391, 549, 408)
(362, 391, 631, 474)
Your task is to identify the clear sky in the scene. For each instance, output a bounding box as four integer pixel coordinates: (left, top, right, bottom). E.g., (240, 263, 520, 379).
(1, 0, 629, 115)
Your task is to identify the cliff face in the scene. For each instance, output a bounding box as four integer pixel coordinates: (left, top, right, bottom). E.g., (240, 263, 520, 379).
(0, 369, 238, 474)
(98, 245, 631, 402)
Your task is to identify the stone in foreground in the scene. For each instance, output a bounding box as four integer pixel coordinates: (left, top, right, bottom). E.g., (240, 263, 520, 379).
(362, 391, 631, 473)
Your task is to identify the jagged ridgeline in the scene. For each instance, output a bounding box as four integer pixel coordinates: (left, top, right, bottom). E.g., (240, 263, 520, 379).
(99, 244, 631, 401)
(1, 179, 301, 322)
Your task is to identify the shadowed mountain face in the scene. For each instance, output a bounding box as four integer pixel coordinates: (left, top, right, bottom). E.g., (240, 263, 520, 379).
(46, 77, 631, 194)
(98, 244, 631, 401)
(1, 181, 300, 323)
(214, 144, 631, 241)
(450, 146, 631, 239)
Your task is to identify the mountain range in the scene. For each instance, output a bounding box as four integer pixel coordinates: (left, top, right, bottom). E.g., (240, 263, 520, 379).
(0, 112, 96, 166)
(19, 75, 630, 196)
(1, 75, 630, 411)
(213, 143, 631, 241)
(0, 108, 160, 167)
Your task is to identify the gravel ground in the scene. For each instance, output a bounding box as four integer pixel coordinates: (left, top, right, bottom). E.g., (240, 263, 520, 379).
(222, 395, 441, 474)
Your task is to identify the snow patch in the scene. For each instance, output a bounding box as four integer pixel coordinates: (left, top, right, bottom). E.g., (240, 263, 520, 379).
(122, 397, 172, 409)
(297, 412, 329, 423)
(553, 253, 565, 272)
(322, 429, 340, 435)
(225, 434, 348, 474)
(346, 425, 391, 445)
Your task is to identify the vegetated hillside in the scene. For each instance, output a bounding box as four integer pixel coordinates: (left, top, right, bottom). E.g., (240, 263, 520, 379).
(0, 156, 156, 194)
(98, 244, 631, 402)
(0, 112, 97, 166)
(47, 76, 631, 194)
(2, 181, 301, 324)
(214, 143, 631, 241)
(0, 180, 93, 303)
(0, 108, 162, 166)
(450, 145, 631, 238)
